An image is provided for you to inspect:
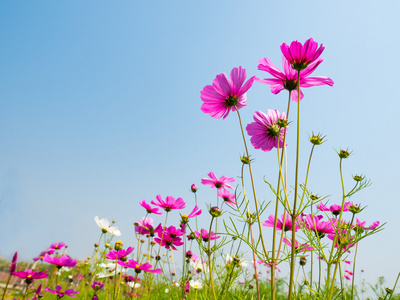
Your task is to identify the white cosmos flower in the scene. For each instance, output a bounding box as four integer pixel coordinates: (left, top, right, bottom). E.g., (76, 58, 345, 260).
(225, 254, 248, 267)
(190, 259, 208, 274)
(96, 264, 126, 278)
(127, 282, 141, 288)
(94, 216, 121, 236)
(165, 288, 169, 293)
(189, 280, 203, 290)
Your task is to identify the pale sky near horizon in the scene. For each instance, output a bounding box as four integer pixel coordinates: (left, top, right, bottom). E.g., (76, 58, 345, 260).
(1, 0, 399, 293)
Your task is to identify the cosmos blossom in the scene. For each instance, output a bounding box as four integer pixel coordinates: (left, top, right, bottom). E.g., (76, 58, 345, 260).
(106, 247, 134, 260)
(218, 189, 237, 207)
(280, 38, 325, 71)
(195, 229, 220, 242)
(139, 199, 162, 215)
(257, 56, 333, 101)
(94, 216, 122, 236)
(135, 217, 156, 236)
(117, 260, 162, 274)
(201, 172, 235, 190)
(200, 66, 256, 119)
(282, 238, 313, 252)
(263, 212, 298, 232)
(45, 285, 79, 298)
(33, 249, 55, 262)
(11, 269, 48, 284)
(186, 205, 202, 219)
(151, 195, 186, 212)
(304, 214, 335, 238)
(154, 234, 184, 251)
(354, 218, 380, 231)
(246, 109, 288, 152)
(43, 254, 77, 268)
(48, 242, 66, 250)
(317, 202, 351, 216)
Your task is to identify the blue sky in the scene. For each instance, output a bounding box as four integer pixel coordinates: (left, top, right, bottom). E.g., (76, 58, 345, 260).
(1, 0, 399, 289)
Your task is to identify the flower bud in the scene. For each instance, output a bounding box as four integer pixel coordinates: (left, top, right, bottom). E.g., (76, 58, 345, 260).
(249, 283, 254, 289)
(94, 243, 99, 248)
(188, 232, 196, 240)
(155, 255, 161, 261)
(181, 214, 188, 224)
(338, 149, 350, 159)
(114, 241, 123, 251)
(191, 184, 197, 193)
(310, 194, 319, 201)
(300, 256, 307, 266)
(150, 241, 156, 246)
(349, 204, 362, 214)
(353, 175, 364, 182)
(209, 206, 222, 217)
(277, 118, 288, 128)
(9, 252, 17, 274)
(105, 243, 110, 249)
(309, 133, 325, 145)
(385, 288, 393, 294)
(185, 251, 193, 259)
(240, 155, 250, 165)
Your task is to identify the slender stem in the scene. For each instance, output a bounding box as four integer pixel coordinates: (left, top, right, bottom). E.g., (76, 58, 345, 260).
(207, 217, 217, 300)
(154, 212, 169, 268)
(1, 274, 12, 300)
(235, 108, 270, 261)
(351, 242, 359, 300)
(328, 253, 342, 300)
(388, 272, 400, 300)
(288, 70, 301, 300)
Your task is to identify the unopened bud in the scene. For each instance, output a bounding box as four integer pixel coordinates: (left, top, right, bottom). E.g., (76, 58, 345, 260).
(309, 133, 325, 145)
(114, 241, 123, 251)
(338, 149, 350, 159)
(209, 206, 222, 217)
(191, 184, 197, 193)
(240, 155, 250, 165)
(300, 256, 307, 266)
(353, 175, 364, 182)
(349, 204, 361, 214)
(94, 243, 99, 248)
(277, 118, 288, 128)
(310, 194, 319, 201)
(188, 232, 196, 240)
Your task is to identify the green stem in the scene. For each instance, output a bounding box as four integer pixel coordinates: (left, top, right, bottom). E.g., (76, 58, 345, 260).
(207, 217, 217, 300)
(1, 274, 12, 300)
(351, 242, 359, 300)
(288, 70, 301, 300)
(235, 108, 270, 262)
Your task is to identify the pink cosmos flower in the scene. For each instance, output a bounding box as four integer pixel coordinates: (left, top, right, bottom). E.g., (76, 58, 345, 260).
(263, 212, 298, 232)
(106, 247, 134, 260)
(186, 205, 202, 219)
(201, 172, 235, 190)
(195, 229, 220, 242)
(280, 38, 325, 71)
(354, 218, 380, 231)
(246, 110, 288, 152)
(282, 238, 313, 253)
(304, 214, 335, 238)
(11, 269, 48, 284)
(135, 217, 156, 236)
(345, 270, 353, 276)
(118, 260, 162, 274)
(43, 254, 77, 268)
(49, 242, 66, 250)
(139, 200, 162, 215)
(33, 249, 55, 261)
(45, 285, 79, 298)
(200, 66, 256, 119)
(91, 281, 104, 291)
(317, 202, 351, 216)
(218, 189, 237, 207)
(257, 56, 333, 101)
(164, 225, 185, 238)
(154, 234, 184, 251)
(151, 195, 185, 212)
(327, 229, 356, 252)
(344, 275, 351, 281)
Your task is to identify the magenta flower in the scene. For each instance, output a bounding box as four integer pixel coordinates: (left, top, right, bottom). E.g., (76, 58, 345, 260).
(281, 38, 325, 71)
(135, 217, 156, 236)
(354, 218, 380, 231)
(218, 189, 237, 207)
(9, 251, 17, 273)
(200, 66, 256, 119)
(45, 285, 79, 298)
(246, 110, 288, 152)
(282, 238, 313, 253)
(43, 254, 77, 268)
(151, 195, 185, 212)
(118, 260, 162, 274)
(317, 202, 351, 216)
(164, 225, 185, 238)
(106, 247, 134, 260)
(91, 281, 104, 291)
(195, 229, 220, 242)
(154, 234, 184, 251)
(186, 205, 202, 219)
(139, 199, 162, 215)
(201, 172, 235, 190)
(327, 229, 356, 252)
(49, 242, 66, 250)
(12, 269, 48, 284)
(257, 56, 333, 101)
(33, 249, 55, 262)
(263, 212, 298, 232)
(304, 214, 335, 238)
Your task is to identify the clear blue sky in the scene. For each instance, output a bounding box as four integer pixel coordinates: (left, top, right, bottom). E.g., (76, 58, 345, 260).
(1, 0, 399, 289)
